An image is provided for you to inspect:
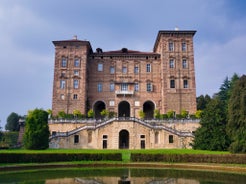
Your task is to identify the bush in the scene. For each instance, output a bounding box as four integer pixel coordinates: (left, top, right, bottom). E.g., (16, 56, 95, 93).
(0, 153, 122, 163)
(160, 114, 168, 119)
(131, 153, 246, 164)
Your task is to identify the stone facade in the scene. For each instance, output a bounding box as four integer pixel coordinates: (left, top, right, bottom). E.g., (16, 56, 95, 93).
(49, 118, 200, 149)
(50, 30, 199, 149)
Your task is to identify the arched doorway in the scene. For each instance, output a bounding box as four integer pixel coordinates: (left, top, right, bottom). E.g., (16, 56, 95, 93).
(93, 101, 106, 119)
(119, 129, 129, 149)
(118, 101, 130, 117)
(143, 101, 155, 119)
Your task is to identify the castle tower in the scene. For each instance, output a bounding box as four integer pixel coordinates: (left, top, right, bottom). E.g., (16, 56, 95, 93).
(154, 30, 197, 114)
(52, 36, 92, 116)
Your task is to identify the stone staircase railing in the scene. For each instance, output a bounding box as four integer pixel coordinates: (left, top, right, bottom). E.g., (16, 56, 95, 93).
(50, 117, 198, 139)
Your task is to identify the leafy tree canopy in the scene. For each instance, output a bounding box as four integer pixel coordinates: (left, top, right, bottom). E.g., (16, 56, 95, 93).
(227, 75, 246, 153)
(193, 74, 241, 151)
(197, 94, 211, 110)
(23, 108, 50, 150)
(5, 112, 20, 131)
(193, 97, 230, 151)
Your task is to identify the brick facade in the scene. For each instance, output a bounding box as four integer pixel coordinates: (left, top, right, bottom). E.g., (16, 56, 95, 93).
(50, 30, 199, 149)
(52, 30, 196, 117)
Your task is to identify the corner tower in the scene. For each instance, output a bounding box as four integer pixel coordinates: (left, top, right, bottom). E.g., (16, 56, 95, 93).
(154, 30, 197, 114)
(52, 37, 92, 116)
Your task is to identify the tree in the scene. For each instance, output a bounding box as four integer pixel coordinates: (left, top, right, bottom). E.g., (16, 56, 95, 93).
(167, 110, 175, 119)
(181, 109, 188, 119)
(196, 95, 211, 110)
(227, 75, 246, 153)
(87, 109, 94, 118)
(192, 98, 230, 151)
(100, 109, 109, 118)
(154, 109, 160, 119)
(73, 109, 82, 118)
(5, 112, 20, 131)
(0, 126, 3, 142)
(23, 109, 50, 150)
(139, 110, 145, 119)
(46, 109, 52, 118)
(57, 111, 66, 118)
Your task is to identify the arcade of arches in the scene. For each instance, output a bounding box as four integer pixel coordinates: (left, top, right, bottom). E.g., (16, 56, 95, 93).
(93, 100, 155, 119)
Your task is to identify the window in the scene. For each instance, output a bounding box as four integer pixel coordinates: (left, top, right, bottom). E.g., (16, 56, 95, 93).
(60, 94, 65, 100)
(110, 66, 115, 74)
(121, 83, 128, 91)
(134, 66, 139, 74)
(73, 94, 78, 99)
(122, 66, 127, 74)
(183, 79, 188, 88)
(110, 83, 115, 92)
(182, 42, 187, 51)
(140, 135, 145, 139)
(182, 59, 188, 68)
(74, 70, 79, 76)
(170, 79, 175, 88)
(103, 140, 107, 149)
(98, 63, 103, 71)
(135, 101, 140, 106)
(74, 58, 80, 67)
(155, 132, 159, 144)
(141, 140, 145, 149)
(134, 83, 139, 91)
(88, 131, 92, 143)
(109, 100, 115, 106)
(74, 135, 79, 144)
(169, 59, 175, 68)
(169, 135, 174, 143)
(61, 57, 67, 67)
(60, 80, 66, 89)
(98, 83, 102, 92)
(73, 79, 79, 89)
(146, 63, 151, 72)
(61, 71, 66, 78)
(103, 135, 107, 149)
(147, 82, 152, 92)
(169, 42, 174, 51)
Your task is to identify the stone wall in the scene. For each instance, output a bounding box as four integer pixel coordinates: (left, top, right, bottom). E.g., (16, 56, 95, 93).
(49, 119, 200, 149)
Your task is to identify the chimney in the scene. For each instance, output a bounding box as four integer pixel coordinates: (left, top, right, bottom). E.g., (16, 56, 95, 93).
(73, 35, 78, 40)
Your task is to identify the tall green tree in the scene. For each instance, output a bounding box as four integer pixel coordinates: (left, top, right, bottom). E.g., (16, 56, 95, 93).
(193, 97, 231, 151)
(5, 112, 20, 131)
(23, 109, 50, 150)
(0, 126, 3, 142)
(196, 94, 211, 110)
(227, 75, 246, 153)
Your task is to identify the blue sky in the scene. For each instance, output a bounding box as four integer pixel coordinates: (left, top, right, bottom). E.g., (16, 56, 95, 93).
(0, 0, 245, 129)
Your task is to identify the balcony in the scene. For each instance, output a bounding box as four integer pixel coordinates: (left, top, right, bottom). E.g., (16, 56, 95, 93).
(115, 90, 134, 95)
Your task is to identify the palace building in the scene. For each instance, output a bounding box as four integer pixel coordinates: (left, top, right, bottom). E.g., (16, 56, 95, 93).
(49, 30, 200, 149)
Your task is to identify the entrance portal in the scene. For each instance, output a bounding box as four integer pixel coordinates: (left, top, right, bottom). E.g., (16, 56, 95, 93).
(143, 101, 155, 119)
(119, 130, 129, 149)
(94, 101, 106, 119)
(118, 101, 130, 117)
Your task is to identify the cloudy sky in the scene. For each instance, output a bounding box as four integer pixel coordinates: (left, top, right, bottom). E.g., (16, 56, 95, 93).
(0, 0, 245, 128)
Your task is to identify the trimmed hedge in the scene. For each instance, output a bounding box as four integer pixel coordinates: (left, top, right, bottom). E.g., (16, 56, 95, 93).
(0, 153, 122, 163)
(131, 153, 246, 164)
